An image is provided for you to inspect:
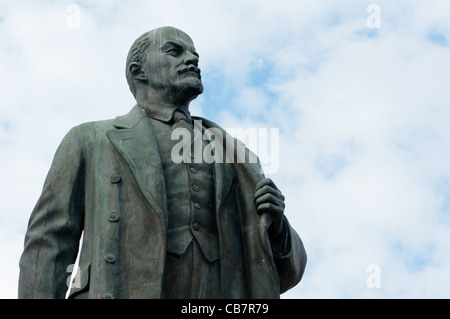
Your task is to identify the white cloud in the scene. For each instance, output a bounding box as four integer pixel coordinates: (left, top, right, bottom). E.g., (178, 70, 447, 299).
(1, 0, 450, 299)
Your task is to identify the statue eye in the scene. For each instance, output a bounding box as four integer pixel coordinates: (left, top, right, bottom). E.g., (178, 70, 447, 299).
(162, 42, 184, 57)
(166, 48, 180, 56)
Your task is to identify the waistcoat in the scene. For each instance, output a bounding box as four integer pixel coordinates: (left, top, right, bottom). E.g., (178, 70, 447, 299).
(150, 116, 220, 262)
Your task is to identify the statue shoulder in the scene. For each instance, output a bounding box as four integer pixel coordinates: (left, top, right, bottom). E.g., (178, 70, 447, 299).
(57, 118, 116, 151)
(75, 118, 116, 133)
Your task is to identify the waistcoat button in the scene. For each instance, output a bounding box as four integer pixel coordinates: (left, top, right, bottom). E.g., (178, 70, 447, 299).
(105, 253, 116, 263)
(109, 174, 121, 183)
(108, 211, 120, 222)
(102, 292, 114, 299)
(189, 167, 198, 174)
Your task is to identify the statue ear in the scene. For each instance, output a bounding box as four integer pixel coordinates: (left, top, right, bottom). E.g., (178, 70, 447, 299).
(129, 62, 148, 81)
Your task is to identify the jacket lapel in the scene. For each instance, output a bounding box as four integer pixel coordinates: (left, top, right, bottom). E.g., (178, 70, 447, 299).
(214, 160, 235, 212)
(106, 105, 167, 226)
(196, 117, 235, 212)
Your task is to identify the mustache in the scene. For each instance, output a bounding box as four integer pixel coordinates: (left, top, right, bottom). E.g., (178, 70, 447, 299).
(178, 66, 201, 79)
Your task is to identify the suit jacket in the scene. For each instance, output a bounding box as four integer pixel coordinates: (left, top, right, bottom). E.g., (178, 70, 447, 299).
(19, 105, 307, 299)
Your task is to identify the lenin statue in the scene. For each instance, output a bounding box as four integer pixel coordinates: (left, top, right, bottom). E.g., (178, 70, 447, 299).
(19, 26, 307, 299)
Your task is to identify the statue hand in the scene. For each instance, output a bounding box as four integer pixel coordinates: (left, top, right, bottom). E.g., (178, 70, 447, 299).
(254, 178, 285, 240)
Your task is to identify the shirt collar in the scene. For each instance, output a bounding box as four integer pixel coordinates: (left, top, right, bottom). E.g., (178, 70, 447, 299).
(140, 102, 191, 123)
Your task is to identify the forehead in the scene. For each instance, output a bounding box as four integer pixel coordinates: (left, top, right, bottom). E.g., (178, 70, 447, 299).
(151, 27, 196, 50)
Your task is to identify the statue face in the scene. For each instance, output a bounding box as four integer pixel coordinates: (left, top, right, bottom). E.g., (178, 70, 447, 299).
(143, 27, 204, 104)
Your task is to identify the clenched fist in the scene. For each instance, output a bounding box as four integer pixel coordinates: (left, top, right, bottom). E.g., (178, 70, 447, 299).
(254, 178, 286, 241)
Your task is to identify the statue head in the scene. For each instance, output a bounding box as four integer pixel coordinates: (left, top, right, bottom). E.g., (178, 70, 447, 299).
(126, 26, 204, 107)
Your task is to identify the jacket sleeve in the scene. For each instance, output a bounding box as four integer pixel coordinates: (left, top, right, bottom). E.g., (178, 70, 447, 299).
(272, 217, 307, 294)
(18, 126, 85, 299)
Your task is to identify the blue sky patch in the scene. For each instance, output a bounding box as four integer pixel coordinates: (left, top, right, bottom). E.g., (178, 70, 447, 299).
(392, 240, 435, 273)
(315, 153, 348, 179)
(427, 30, 448, 47)
(1, 120, 11, 131)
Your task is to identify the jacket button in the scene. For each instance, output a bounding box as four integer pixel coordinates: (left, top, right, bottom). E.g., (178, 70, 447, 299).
(102, 292, 114, 299)
(192, 222, 200, 231)
(108, 211, 120, 222)
(109, 174, 121, 183)
(105, 253, 116, 263)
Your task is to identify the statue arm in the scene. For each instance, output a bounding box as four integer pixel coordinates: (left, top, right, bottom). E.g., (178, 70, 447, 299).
(254, 178, 307, 293)
(18, 126, 85, 298)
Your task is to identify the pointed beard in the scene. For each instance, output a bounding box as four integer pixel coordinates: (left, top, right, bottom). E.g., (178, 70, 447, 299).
(175, 77, 204, 103)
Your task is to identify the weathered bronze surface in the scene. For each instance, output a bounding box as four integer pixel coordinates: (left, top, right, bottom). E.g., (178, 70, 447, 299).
(18, 26, 306, 299)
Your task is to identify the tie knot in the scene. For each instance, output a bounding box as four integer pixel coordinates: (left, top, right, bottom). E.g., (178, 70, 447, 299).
(173, 110, 189, 123)
(172, 110, 194, 133)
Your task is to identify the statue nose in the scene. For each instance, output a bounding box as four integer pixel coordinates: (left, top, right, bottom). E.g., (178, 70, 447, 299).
(184, 51, 199, 66)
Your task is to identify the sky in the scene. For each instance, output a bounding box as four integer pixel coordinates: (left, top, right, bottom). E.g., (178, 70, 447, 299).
(1, 0, 450, 299)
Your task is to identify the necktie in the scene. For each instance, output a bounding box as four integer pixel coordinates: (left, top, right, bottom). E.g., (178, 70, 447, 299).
(172, 110, 195, 162)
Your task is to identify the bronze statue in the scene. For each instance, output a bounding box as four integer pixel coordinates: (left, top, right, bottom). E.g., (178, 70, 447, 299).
(18, 26, 306, 299)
